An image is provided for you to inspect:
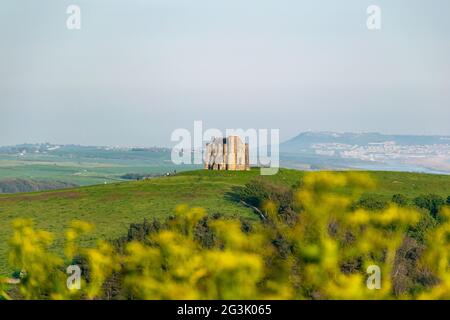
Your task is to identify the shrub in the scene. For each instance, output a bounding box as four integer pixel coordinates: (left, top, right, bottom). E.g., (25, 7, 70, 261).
(354, 194, 388, 211)
(392, 194, 409, 207)
(391, 237, 438, 296)
(230, 178, 297, 223)
(407, 210, 438, 243)
(413, 194, 445, 218)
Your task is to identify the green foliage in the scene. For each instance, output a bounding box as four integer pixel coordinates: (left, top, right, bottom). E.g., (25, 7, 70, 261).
(407, 210, 438, 243)
(354, 194, 388, 211)
(120, 173, 165, 180)
(413, 194, 445, 218)
(392, 194, 409, 207)
(230, 178, 297, 223)
(0, 179, 77, 194)
(232, 178, 292, 207)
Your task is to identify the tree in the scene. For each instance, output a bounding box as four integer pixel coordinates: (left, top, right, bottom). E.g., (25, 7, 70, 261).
(392, 194, 409, 207)
(355, 195, 388, 211)
(413, 194, 445, 218)
(231, 178, 297, 223)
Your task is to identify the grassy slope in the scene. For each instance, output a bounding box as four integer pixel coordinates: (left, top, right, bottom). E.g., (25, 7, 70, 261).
(1, 169, 450, 276)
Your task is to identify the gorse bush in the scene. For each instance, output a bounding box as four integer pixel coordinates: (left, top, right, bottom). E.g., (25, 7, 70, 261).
(231, 178, 294, 211)
(1, 172, 450, 300)
(353, 194, 388, 211)
(413, 194, 445, 219)
(392, 194, 409, 207)
(229, 178, 298, 224)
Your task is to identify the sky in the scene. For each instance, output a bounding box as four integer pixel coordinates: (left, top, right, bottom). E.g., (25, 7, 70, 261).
(1, 0, 449, 147)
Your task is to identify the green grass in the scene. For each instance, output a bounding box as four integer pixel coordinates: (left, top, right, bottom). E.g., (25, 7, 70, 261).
(0, 160, 198, 186)
(1, 168, 450, 276)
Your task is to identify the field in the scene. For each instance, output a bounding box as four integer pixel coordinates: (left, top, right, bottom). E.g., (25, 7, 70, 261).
(0, 145, 198, 187)
(1, 168, 450, 276)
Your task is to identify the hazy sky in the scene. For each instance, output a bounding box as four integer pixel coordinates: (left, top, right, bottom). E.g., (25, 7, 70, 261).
(1, 0, 449, 147)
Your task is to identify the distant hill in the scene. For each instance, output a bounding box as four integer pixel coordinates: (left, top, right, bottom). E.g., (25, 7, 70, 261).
(280, 132, 450, 174)
(0, 179, 77, 194)
(282, 132, 450, 151)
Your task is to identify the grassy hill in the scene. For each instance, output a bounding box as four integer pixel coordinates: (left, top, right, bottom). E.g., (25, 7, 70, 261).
(1, 168, 450, 276)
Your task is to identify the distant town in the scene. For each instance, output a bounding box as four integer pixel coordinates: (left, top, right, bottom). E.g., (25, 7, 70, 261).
(313, 141, 450, 161)
(280, 132, 450, 174)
